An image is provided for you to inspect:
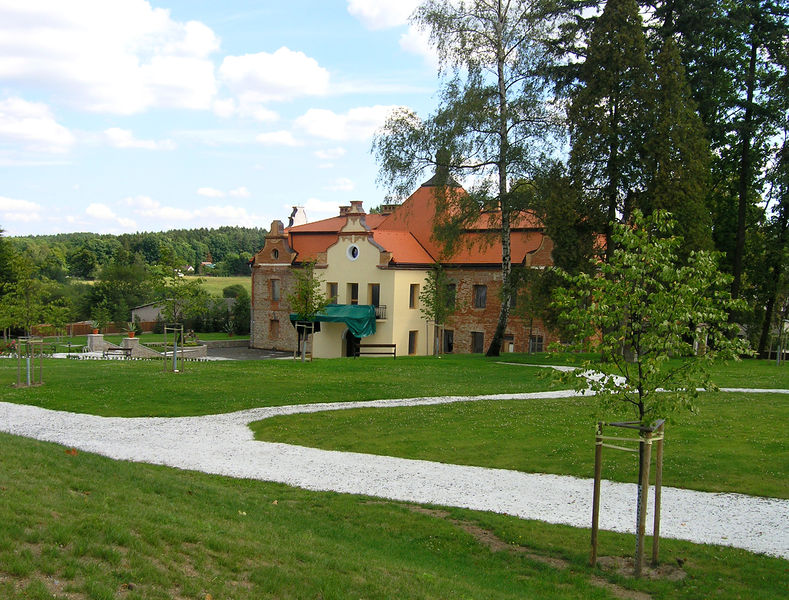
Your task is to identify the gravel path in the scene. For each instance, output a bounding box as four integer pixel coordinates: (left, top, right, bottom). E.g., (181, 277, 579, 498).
(1, 390, 787, 560)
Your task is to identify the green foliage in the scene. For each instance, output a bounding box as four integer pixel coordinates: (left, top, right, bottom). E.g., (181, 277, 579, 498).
(287, 260, 328, 321)
(374, 0, 555, 356)
(551, 210, 752, 422)
(152, 266, 210, 324)
(222, 283, 247, 298)
(231, 287, 251, 335)
(568, 0, 652, 257)
(418, 264, 454, 326)
(644, 36, 713, 255)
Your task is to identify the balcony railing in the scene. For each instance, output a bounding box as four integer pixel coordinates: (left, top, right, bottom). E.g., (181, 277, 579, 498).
(374, 304, 387, 320)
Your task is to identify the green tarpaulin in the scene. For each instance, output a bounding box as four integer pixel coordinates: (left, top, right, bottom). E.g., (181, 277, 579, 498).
(290, 304, 376, 338)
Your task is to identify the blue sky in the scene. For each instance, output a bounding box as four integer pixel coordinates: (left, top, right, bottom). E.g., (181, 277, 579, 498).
(0, 0, 441, 236)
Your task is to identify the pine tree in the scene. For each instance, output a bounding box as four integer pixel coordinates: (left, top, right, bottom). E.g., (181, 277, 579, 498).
(568, 0, 652, 259)
(644, 36, 713, 254)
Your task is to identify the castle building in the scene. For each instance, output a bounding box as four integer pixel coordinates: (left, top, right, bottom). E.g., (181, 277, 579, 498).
(250, 177, 555, 358)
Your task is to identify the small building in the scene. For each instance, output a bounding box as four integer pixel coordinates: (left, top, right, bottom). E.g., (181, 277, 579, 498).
(250, 176, 555, 357)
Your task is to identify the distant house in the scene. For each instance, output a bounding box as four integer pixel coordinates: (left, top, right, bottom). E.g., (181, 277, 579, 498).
(250, 174, 556, 357)
(131, 302, 165, 324)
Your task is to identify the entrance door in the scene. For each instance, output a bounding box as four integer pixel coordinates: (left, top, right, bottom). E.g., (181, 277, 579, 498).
(344, 330, 361, 357)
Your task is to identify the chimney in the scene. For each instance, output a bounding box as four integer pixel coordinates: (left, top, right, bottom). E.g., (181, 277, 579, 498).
(349, 200, 364, 214)
(339, 205, 351, 216)
(288, 206, 307, 227)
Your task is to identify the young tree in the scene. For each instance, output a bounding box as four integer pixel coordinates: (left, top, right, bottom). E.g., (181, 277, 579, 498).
(287, 260, 329, 361)
(374, 0, 555, 357)
(552, 209, 751, 574)
(419, 264, 456, 355)
(552, 209, 750, 423)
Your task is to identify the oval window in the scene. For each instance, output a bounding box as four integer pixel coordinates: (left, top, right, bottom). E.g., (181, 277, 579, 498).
(272, 249, 279, 259)
(347, 244, 360, 261)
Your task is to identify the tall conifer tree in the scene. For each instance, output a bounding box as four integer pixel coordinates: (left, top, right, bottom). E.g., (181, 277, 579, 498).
(644, 36, 713, 254)
(568, 0, 652, 259)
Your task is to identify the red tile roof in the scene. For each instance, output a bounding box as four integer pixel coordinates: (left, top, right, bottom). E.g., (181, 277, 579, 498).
(285, 182, 548, 267)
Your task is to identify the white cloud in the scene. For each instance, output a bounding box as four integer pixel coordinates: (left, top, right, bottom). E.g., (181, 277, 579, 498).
(0, 97, 75, 153)
(325, 178, 355, 192)
(104, 127, 175, 150)
(219, 47, 330, 103)
(314, 147, 346, 161)
(0, 0, 219, 114)
(197, 187, 225, 198)
(295, 105, 399, 141)
(86, 203, 117, 220)
(229, 186, 250, 198)
(347, 0, 421, 29)
(123, 195, 266, 228)
(0, 195, 44, 223)
(399, 25, 439, 69)
(256, 130, 301, 146)
(301, 197, 343, 218)
(85, 202, 137, 230)
(196, 186, 250, 198)
(213, 97, 278, 122)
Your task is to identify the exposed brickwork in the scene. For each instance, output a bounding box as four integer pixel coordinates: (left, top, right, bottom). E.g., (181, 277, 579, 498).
(250, 220, 299, 352)
(444, 267, 556, 354)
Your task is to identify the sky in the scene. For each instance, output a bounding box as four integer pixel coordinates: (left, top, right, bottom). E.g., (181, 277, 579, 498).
(0, 0, 443, 237)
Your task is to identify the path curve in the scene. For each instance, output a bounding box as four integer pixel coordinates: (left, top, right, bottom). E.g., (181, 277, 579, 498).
(1, 389, 787, 560)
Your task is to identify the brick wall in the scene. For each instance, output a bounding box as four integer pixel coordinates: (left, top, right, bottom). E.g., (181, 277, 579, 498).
(443, 266, 556, 354)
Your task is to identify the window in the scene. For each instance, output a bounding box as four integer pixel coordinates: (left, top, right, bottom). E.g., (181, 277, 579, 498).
(529, 334, 544, 353)
(271, 279, 281, 302)
(347, 244, 360, 261)
(503, 334, 515, 353)
(269, 319, 280, 339)
(471, 331, 484, 354)
(473, 284, 487, 308)
(327, 282, 338, 304)
(348, 283, 359, 305)
(409, 283, 419, 309)
(445, 283, 456, 309)
(443, 329, 454, 353)
(272, 249, 279, 260)
(408, 330, 418, 355)
(369, 283, 380, 307)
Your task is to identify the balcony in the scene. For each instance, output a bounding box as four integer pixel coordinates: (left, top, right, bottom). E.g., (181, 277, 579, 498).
(374, 304, 387, 320)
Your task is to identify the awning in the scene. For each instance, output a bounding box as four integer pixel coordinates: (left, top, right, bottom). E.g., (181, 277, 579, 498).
(290, 304, 376, 338)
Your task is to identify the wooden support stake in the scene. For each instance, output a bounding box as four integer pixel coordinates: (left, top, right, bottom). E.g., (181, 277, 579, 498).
(590, 422, 603, 566)
(635, 433, 652, 578)
(652, 423, 664, 565)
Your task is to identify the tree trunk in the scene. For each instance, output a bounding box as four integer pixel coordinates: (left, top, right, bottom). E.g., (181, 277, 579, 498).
(732, 33, 758, 300)
(486, 3, 510, 359)
(757, 206, 788, 356)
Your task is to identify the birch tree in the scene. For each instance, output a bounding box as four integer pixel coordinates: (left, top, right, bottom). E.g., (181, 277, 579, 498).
(374, 0, 555, 356)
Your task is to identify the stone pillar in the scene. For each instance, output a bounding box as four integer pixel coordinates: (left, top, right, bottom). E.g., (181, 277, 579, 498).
(86, 333, 104, 352)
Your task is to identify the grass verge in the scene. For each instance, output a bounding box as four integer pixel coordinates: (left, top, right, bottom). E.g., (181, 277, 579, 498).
(251, 392, 788, 498)
(0, 355, 562, 417)
(1, 433, 785, 600)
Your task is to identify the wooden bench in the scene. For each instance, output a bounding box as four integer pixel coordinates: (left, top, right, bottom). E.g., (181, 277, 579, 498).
(353, 343, 396, 358)
(103, 347, 132, 359)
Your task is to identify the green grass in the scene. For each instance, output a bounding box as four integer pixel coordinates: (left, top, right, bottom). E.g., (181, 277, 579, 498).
(0, 355, 563, 417)
(184, 275, 251, 297)
(251, 392, 789, 498)
(498, 355, 789, 389)
(1, 432, 786, 600)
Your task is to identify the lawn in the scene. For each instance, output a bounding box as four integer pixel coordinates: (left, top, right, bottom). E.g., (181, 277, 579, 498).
(251, 392, 789, 498)
(0, 354, 786, 598)
(0, 432, 785, 600)
(0, 355, 564, 417)
(184, 275, 251, 297)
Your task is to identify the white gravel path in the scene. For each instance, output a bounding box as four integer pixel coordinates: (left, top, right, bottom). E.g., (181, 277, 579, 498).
(1, 390, 787, 560)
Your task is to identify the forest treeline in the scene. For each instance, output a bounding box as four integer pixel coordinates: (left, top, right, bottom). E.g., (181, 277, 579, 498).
(0, 226, 266, 336)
